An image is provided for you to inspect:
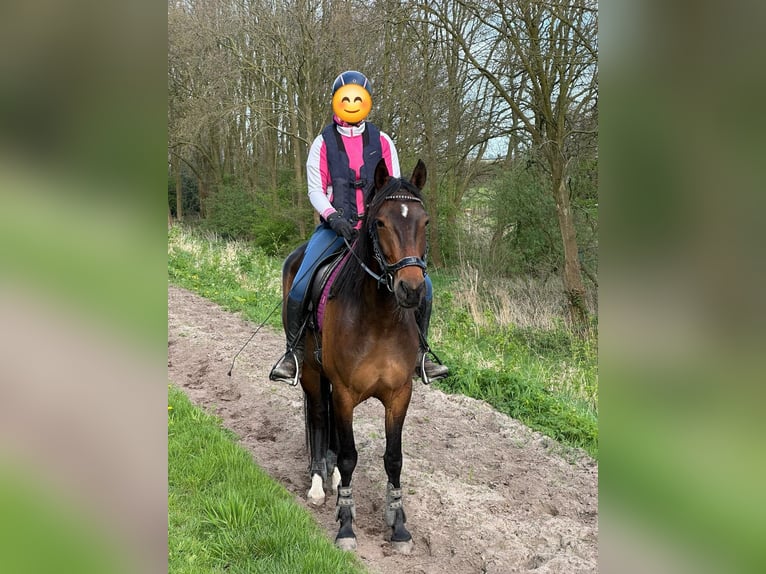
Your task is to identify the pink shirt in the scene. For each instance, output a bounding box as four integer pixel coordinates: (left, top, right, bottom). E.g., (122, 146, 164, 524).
(306, 121, 400, 226)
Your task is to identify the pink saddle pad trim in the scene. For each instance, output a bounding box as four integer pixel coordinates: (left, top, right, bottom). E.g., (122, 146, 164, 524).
(316, 251, 351, 333)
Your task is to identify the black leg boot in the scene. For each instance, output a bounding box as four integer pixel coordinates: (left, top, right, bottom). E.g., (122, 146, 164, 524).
(415, 298, 449, 383)
(269, 298, 306, 386)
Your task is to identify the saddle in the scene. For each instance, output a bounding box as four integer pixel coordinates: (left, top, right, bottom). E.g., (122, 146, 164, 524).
(305, 247, 350, 336)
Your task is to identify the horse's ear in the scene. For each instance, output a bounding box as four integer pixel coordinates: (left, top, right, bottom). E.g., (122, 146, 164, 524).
(410, 159, 427, 190)
(374, 158, 390, 190)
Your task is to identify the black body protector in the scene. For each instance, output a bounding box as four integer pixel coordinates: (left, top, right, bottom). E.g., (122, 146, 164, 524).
(321, 122, 382, 224)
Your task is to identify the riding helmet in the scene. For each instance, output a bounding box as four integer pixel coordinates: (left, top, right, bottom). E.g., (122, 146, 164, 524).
(332, 70, 372, 97)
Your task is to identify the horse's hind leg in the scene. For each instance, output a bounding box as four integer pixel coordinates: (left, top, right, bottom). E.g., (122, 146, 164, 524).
(302, 367, 328, 506)
(383, 388, 414, 554)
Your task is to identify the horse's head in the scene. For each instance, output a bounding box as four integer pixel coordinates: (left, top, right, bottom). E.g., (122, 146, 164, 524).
(366, 159, 429, 309)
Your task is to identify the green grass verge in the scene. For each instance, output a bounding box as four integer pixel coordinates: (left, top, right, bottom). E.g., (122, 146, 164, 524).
(168, 225, 284, 330)
(168, 225, 598, 458)
(168, 385, 367, 574)
(429, 273, 598, 457)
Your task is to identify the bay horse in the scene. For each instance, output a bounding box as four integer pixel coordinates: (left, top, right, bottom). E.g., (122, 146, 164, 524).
(281, 159, 429, 553)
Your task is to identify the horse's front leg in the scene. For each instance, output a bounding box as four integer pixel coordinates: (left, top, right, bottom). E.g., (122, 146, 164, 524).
(383, 385, 413, 554)
(333, 392, 358, 551)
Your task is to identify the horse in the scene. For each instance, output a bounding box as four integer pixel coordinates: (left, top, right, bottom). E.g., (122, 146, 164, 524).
(280, 158, 430, 553)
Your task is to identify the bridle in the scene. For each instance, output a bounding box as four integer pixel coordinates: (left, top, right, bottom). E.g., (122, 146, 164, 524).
(344, 187, 428, 293)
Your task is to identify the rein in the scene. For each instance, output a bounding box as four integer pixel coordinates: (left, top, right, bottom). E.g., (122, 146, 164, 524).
(343, 189, 428, 293)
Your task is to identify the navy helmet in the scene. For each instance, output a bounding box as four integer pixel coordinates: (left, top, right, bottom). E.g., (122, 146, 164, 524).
(332, 70, 372, 97)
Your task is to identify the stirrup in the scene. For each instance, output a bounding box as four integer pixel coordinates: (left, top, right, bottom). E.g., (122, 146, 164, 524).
(416, 351, 448, 385)
(269, 353, 300, 386)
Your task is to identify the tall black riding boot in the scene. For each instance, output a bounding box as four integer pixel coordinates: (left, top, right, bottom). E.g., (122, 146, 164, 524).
(269, 298, 306, 386)
(415, 298, 449, 383)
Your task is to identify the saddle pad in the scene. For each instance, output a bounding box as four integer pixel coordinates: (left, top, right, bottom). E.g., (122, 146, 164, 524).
(316, 251, 351, 333)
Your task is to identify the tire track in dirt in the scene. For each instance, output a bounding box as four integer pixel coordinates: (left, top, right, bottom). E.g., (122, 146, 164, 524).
(168, 285, 598, 573)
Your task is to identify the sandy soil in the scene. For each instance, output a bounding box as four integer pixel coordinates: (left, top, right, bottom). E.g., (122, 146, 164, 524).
(168, 285, 598, 573)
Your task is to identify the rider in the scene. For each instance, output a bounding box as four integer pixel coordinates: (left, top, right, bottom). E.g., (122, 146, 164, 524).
(269, 70, 449, 385)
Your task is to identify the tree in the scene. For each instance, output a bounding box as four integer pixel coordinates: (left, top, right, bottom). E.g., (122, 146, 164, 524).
(167, 1, 598, 327)
(421, 0, 598, 331)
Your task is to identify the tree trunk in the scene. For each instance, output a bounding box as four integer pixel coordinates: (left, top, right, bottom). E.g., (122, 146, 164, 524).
(552, 159, 589, 334)
(175, 158, 183, 222)
(289, 84, 306, 237)
(198, 177, 207, 218)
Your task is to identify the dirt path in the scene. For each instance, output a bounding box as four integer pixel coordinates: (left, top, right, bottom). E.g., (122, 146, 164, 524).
(168, 285, 598, 574)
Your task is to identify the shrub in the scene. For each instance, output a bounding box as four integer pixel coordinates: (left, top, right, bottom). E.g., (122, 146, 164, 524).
(204, 181, 259, 240)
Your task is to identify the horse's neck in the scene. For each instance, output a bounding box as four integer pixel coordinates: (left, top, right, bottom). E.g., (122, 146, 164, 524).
(341, 274, 403, 326)
(366, 274, 397, 309)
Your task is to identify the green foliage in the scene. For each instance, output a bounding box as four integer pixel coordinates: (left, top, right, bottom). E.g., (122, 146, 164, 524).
(569, 156, 599, 284)
(453, 156, 598, 290)
(203, 180, 260, 240)
(252, 206, 300, 256)
(488, 161, 561, 277)
(201, 177, 302, 255)
(511, 325, 574, 360)
(168, 385, 368, 574)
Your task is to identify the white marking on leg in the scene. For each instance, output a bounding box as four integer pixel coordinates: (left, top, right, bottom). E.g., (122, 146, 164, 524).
(330, 467, 341, 492)
(307, 473, 325, 506)
(400, 204, 408, 218)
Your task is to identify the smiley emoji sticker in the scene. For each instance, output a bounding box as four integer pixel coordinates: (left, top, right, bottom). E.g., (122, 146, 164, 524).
(331, 71, 372, 124)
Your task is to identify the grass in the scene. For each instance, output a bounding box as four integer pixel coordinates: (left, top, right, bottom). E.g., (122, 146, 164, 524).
(429, 269, 598, 457)
(168, 385, 367, 574)
(168, 224, 598, 457)
(168, 225, 284, 329)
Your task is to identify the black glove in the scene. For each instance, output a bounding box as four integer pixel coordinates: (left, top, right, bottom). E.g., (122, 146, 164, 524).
(327, 211, 358, 242)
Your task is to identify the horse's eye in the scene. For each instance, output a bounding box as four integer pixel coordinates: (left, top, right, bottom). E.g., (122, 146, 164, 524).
(375, 219, 385, 229)
(424, 218, 430, 226)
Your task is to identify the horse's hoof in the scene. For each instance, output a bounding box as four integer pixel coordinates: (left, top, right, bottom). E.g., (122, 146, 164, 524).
(391, 539, 414, 555)
(306, 493, 325, 506)
(335, 537, 357, 551)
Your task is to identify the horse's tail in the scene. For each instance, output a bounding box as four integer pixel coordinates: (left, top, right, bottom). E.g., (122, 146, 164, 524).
(303, 391, 311, 467)
(322, 373, 338, 475)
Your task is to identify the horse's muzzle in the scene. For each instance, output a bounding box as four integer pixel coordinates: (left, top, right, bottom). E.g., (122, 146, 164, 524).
(394, 277, 425, 309)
